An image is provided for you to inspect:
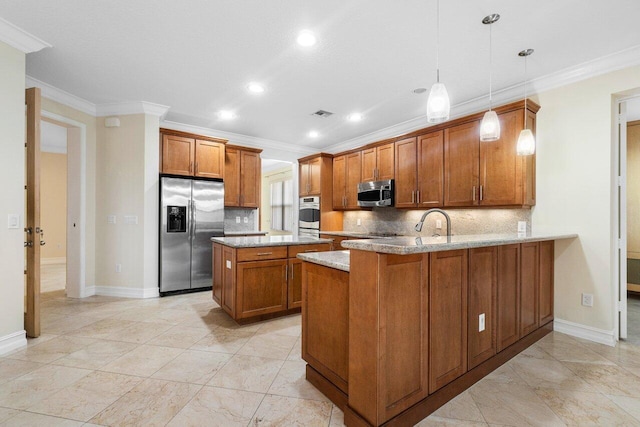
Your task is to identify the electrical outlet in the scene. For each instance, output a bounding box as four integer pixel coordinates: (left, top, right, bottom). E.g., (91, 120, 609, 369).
(436, 219, 442, 229)
(226, 260, 231, 269)
(357, 218, 361, 226)
(479, 313, 485, 332)
(582, 293, 594, 307)
(115, 264, 121, 273)
(7, 214, 19, 229)
(235, 216, 241, 224)
(243, 217, 249, 224)
(107, 215, 116, 224)
(518, 221, 527, 233)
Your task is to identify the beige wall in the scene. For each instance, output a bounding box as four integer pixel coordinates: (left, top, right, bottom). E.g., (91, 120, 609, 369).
(40, 152, 67, 260)
(627, 122, 640, 259)
(95, 114, 159, 295)
(261, 166, 294, 235)
(532, 65, 640, 335)
(0, 41, 26, 351)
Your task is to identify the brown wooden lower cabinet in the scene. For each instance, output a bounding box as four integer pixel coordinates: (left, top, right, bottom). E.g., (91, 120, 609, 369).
(301, 240, 556, 427)
(468, 246, 497, 369)
(214, 242, 330, 322)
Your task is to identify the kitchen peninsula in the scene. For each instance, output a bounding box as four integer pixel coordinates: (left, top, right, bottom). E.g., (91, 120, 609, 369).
(211, 235, 331, 322)
(298, 232, 577, 427)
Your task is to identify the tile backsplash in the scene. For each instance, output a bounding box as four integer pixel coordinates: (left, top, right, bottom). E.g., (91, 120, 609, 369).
(343, 208, 532, 236)
(224, 208, 259, 232)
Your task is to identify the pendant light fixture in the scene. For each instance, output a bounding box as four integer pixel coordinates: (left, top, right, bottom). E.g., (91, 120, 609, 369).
(517, 48, 535, 155)
(480, 14, 500, 142)
(426, 0, 450, 123)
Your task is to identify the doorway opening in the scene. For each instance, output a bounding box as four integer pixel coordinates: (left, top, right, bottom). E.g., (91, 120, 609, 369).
(624, 96, 640, 345)
(40, 120, 67, 294)
(261, 159, 295, 236)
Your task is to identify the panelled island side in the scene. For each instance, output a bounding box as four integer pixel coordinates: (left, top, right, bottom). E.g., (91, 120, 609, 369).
(298, 232, 577, 427)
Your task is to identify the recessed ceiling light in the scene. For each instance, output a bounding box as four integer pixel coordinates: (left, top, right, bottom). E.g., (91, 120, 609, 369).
(218, 110, 236, 120)
(347, 113, 363, 122)
(308, 131, 319, 138)
(247, 82, 265, 93)
(297, 30, 317, 47)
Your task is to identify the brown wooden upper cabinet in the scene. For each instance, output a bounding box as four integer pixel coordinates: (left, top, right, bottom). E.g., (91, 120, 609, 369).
(160, 129, 226, 178)
(395, 132, 444, 208)
(333, 151, 361, 210)
(299, 156, 322, 196)
(444, 108, 535, 208)
(224, 145, 262, 208)
(361, 142, 394, 182)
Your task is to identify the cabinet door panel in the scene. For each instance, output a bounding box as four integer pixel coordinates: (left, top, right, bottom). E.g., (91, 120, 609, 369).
(308, 157, 322, 195)
(212, 243, 223, 305)
(162, 134, 194, 176)
(468, 246, 497, 369)
(497, 244, 519, 352)
(195, 140, 224, 179)
(444, 121, 480, 207)
(418, 131, 444, 208)
(299, 161, 310, 196)
(221, 246, 235, 317)
(361, 148, 377, 182)
(480, 110, 523, 206)
(539, 241, 554, 325)
(237, 259, 287, 318)
(345, 152, 362, 209)
(224, 148, 240, 207)
(429, 249, 468, 393)
(333, 155, 346, 209)
(394, 137, 417, 208)
(240, 150, 260, 208)
(376, 142, 395, 181)
(520, 242, 539, 337)
(288, 258, 303, 309)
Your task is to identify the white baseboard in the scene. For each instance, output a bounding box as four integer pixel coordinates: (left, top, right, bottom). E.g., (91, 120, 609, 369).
(553, 318, 616, 347)
(79, 286, 96, 298)
(0, 330, 27, 356)
(95, 286, 159, 299)
(41, 257, 66, 265)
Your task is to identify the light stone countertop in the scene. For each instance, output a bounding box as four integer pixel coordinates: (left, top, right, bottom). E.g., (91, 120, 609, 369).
(340, 232, 578, 255)
(319, 231, 399, 238)
(297, 250, 350, 272)
(211, 235, 332, 248)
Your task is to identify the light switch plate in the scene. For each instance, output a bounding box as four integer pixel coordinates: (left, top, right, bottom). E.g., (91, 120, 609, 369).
(7, 214, 19, 229)
(436, 219, 442, 229)
(107, 215, 116, 224)
(243, 217, 248, 223)
(517, 221, 527, 233)
(479, 313, 486, 332)
(124, 215, 138, 225)
(226, 260, 231, 269)
(235, 217, 241, 224)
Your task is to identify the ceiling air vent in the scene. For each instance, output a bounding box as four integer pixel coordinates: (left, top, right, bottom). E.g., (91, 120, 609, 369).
(311, 110, 334, 118)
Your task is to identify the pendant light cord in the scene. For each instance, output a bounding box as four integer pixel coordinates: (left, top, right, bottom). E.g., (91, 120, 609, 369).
(436, 0, 440, 83)
(524, 54, 528, 130)
(489, 22, 493, 110)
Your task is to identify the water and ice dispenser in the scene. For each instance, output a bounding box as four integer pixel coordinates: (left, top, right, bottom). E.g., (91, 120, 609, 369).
(167, 206, 187, 233)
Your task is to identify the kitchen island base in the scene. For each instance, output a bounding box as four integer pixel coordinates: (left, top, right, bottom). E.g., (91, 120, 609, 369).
(300, 237, 565, 427)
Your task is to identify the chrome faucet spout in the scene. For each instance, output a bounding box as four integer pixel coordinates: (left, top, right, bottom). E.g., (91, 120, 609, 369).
(414, 208, 452, 237)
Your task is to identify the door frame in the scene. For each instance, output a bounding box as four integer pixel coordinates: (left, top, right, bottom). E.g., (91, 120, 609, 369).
(41, 110, 88, 298)
(614, 91, 640, 341)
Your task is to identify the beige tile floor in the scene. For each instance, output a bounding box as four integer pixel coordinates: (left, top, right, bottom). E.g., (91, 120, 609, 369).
(1, 290, 640, 426)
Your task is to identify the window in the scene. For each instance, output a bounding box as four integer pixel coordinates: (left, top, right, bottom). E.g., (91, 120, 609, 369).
(270, 179, 293, 231)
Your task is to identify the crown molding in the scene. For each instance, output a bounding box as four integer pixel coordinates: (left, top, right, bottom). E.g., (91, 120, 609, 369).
(160, 120, 315, 157)
(26, 75, 97, 116)
(0, 17, 51, 53)
(327, 43, 640, 154)
(96, 101, 170, 118)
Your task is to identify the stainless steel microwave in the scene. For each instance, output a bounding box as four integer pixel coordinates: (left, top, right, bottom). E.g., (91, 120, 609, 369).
(357, 179, 394, 207)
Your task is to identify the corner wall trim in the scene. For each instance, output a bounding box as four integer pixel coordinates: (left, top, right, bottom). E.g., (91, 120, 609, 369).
(0, 17, 51, 53)
(553, 318, 616, 347)
(0, 330, 27, 356)
(94, 286, 159, 299)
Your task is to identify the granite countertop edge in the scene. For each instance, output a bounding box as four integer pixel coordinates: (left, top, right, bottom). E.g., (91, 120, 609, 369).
(224, 231, 269, 236)
(297, 250, 350, 272)
(340, 232, 579, 255)
(211, 235, 333, 248)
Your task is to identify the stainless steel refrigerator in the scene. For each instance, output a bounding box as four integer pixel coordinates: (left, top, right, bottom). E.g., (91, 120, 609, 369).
(159, 176, 224, 295)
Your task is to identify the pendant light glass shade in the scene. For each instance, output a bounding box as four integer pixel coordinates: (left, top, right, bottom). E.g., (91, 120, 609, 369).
(516, 129, 535, 155)
(480, 14, 500, 142)
(427, 82, 450, 123)
(480, 110, 500, 141)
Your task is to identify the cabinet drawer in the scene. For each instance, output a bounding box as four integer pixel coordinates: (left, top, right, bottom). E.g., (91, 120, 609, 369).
(236, 246, 287, 262)
(288, 243, 331, 258)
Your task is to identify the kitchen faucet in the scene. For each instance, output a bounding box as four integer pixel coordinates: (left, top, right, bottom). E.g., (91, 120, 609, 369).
(415, 208, 452, 237)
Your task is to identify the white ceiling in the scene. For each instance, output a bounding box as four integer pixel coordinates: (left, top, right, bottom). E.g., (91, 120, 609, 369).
(3, 0, 640, 151)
